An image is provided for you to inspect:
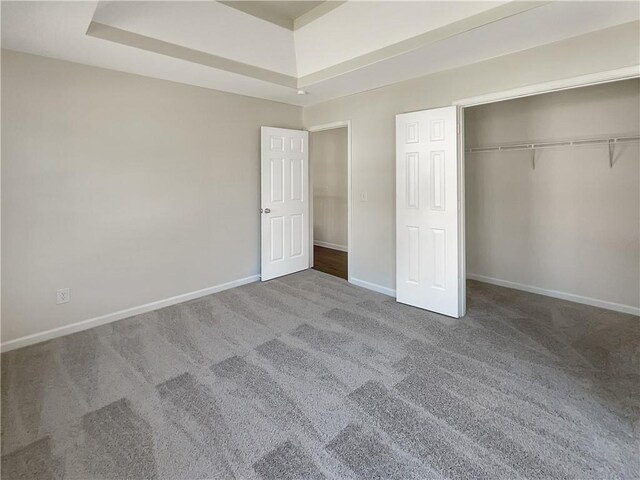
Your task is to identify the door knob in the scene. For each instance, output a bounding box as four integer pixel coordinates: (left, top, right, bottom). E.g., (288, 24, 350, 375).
(264, 208, 271, 213)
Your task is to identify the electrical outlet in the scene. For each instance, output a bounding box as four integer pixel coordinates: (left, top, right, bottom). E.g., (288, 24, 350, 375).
(57, 288, 70, 305)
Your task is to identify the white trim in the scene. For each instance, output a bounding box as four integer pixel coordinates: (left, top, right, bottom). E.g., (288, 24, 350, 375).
(307, 120, 353, 283)
(467, 273, 639, 316)
(454, 66, 640, 107)
(308, 120, 351, 133)
(350, 277, 396, 297)
(0, 275, 260, 352)
(457, 106, 467, 317)
(314, 240, 348, 252)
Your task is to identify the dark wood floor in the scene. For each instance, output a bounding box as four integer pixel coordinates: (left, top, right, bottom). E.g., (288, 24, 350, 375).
(312, 245, 348, 280)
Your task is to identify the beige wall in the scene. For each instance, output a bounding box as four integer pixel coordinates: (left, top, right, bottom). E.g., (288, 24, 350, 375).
(465, 79, 639, 309)
(1, 50, 302, 343)
(311, 127, 348, 250)
(2, 21, 639, 344)
(303, 21, 640, 293)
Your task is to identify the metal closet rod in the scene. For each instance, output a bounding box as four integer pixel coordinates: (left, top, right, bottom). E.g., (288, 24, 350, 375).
(465, 134, 640, 153)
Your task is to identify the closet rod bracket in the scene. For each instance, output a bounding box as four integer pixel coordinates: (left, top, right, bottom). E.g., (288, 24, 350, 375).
(608, 140, 614, 168)
(531, 149, 536, 170)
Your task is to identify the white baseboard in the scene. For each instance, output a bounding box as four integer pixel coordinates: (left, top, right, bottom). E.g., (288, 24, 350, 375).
(314, 240, 348, 252)
(350, 277, 396, 297)
(0, 275, 260, 353)
(467, 273, 640, 316)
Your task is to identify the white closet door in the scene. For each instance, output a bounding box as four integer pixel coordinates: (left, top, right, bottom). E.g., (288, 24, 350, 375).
(396, 107, 465, 317)
(261, 127, 309, 281)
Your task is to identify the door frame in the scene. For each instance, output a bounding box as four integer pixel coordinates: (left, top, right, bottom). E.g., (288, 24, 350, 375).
(307, 120, 352, 283)
(452, 65, 639, 306)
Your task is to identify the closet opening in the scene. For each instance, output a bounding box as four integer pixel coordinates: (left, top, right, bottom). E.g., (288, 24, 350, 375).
(462, 78, 639, 315)
(308, 121, 352, 281)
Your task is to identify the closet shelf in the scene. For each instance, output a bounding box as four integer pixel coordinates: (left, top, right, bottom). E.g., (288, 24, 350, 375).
(465, 134, 640, 153)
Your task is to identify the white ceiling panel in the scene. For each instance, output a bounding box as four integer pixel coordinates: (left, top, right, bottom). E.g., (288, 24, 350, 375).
(294, 0, 505, 77)
(1, 1, 638, 107)
(0, 1, 302, 104)
(93, 1, 298, 76)
(300, 1, 640, 105)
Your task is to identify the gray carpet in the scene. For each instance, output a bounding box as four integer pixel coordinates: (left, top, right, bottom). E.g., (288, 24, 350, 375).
(1, 269, 638, 479)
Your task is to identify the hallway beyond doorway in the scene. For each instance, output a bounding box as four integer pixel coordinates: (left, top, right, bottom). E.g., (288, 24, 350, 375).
(312, 245, 347, 280)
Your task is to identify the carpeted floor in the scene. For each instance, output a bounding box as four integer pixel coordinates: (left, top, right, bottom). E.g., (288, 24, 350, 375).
(1, 269, 638, 479)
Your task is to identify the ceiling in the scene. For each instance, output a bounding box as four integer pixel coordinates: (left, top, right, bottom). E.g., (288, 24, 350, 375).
(2, 1, 638, 106)
(218, 1, 330, 30)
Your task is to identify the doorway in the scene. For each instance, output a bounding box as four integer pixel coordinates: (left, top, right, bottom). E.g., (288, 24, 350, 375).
(461, 78, 640, 315)
(309, 121, 351, 280)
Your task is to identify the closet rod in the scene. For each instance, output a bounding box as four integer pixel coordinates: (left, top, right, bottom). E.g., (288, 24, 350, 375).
(465, 135, 640, 153)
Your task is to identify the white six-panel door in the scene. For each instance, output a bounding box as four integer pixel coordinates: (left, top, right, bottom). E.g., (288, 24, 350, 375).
(396, 107, 465, 317)
(261, 127, 310, 281)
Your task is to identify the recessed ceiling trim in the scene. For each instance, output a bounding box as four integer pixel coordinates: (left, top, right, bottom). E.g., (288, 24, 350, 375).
(86, 2, 553, 91)
(218, 1, 294, 30)
(86, 21, 298, 89)
(294, 1, 346, 30)
(298, 1, 551, 88)
(218, 1, 343, 31)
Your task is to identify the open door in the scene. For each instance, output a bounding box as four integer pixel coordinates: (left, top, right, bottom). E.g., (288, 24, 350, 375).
(261, 127, 310, 281)
(396, 106, 465, 317)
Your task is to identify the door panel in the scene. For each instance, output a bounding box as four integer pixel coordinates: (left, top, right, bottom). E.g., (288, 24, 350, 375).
(396, 107, 465, 317)
(261, 127, 309, 281)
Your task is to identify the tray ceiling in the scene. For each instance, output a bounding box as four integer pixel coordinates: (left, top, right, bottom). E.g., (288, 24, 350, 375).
(218, 1, 335, 30)
(2, 1, 638, 106)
